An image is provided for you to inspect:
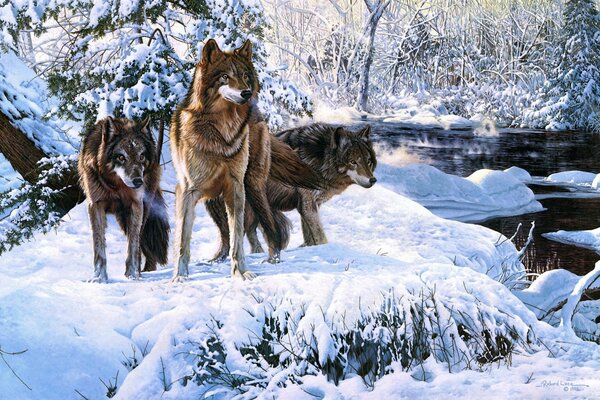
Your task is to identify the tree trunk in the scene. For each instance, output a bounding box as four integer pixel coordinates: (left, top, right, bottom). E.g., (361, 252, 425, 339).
(356, 0, 390, 112)
(0, 112, 84, 214)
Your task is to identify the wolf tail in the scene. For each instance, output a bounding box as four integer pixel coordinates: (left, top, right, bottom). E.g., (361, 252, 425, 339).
(270, 137, 323, 190)
(141, 189, 169, 269)
(273, 209, 291, 250)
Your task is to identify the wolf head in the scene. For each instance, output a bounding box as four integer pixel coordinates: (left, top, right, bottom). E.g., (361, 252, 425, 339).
(331, 125, 377, 188)
(194, 39, 258, 107)
(101, 117, 156, 189)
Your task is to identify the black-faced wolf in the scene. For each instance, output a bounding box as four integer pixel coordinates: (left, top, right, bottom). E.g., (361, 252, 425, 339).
(246, 124, 377, 249)
(78, 117, 169, 282)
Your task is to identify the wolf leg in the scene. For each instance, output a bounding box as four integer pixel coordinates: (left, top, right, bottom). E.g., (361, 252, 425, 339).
(299, 196, 327, 246)
(245, 207, 264, 254)
(224, 178, 255, 280)
(172, 184, 201, 282)
(88, 202, 108, 283)
(125, 200, 143, 279)
(205, 197, 230, 262)
(245, 182, 281, 263)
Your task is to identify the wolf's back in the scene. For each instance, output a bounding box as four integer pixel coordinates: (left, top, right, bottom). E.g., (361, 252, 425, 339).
(270, 138, 323, 190)
(141, 189, 169, 265)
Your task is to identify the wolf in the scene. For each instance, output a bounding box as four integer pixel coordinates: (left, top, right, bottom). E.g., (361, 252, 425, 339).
(78, 117, 169, 282)
(246, 124, 377, 249)
(205, 135, 322, 264)
(207, 123, 377, 255)
(170, 39, 321, 281)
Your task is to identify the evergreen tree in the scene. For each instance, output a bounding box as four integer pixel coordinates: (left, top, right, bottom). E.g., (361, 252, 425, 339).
(2, 0, 311, 130)
(532, 0, 600, 131)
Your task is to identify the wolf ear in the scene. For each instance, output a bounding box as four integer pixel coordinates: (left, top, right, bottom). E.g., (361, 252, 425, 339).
(357, 125, 371, 140)
(140, 116, 151, 134)
(202, 39, 222, 65)
(102, 116, 116, 144)
(331, 127, 350, 150)
(235, 39, 252, 61)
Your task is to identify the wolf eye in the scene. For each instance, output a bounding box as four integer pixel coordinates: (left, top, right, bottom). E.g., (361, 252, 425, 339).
(220, 74, 229, 82)
(139, 154, 146, 162)
(349, 160, 357, 167)
(116, 155, 126, 163)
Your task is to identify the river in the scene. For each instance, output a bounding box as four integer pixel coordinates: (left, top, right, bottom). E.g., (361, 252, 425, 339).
(367, 122, 600, 276)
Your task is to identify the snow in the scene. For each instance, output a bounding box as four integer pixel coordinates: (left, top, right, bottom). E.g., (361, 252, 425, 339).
(545, 170, 597, 185)
(377, 163, 543, 222)
(0, 51, 79, 155)
(0, 152, 22, 192)
(312, 96, 479, 131)
(1, 157, 599, 399)
(544, 227, 600, 254)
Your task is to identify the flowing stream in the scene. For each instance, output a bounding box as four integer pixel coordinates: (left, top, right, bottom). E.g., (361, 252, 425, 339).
(365, 122, 600, 276)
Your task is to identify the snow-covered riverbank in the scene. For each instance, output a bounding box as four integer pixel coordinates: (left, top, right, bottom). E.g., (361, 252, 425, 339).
(1, 159, 599, 400)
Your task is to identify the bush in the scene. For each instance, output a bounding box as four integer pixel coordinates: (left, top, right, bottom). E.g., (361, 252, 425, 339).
(177, 290, 534, 397)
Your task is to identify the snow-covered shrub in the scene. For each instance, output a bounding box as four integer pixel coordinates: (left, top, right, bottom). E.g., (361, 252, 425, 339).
(523, 0, 600, 132)
(0, 155, 77, 255)
(178, 290, 534, 397)
(6, 0, 311, 130)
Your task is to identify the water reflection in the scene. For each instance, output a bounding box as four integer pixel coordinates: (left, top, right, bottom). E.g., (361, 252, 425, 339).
(367, 123, 600, 275)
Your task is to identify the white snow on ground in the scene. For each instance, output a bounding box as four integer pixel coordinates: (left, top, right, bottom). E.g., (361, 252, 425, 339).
(312, 100, 476, 130)
(545, 170, 598, 185)
(377, 163, 543, 222)
(1, 161, 599, 400)
(503, 166, 532, 182)
(0, 52, 80, 155)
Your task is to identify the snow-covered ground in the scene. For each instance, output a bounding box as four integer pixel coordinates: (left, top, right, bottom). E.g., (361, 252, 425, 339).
(1, 159, 600, 400)
(312, 97, 489, 132)
(377, 163, 542, 222)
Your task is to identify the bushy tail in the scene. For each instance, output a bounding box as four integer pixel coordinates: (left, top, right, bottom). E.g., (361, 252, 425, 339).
(273, 209, 291, 250)
(270, 137, 323, 190)
(141, 189, 169, 267)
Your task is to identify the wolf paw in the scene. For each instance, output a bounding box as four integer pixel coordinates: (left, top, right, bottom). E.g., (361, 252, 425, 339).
(171, 275, 188, 283)
(87, 276, 108, 284)
(233, 270, 257, 281)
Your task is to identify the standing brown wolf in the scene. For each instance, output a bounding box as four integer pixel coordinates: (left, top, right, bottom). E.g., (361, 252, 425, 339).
(79, 117, 169, 282)
(208, 123, 377, 255)
(170, 39, 320, 280)
(170, 39, 257, 281)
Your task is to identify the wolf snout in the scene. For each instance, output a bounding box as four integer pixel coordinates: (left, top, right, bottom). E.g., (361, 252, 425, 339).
(132, 178, 144, 188)
(240, 90, 252, 100)
(369, 177, 377, 185)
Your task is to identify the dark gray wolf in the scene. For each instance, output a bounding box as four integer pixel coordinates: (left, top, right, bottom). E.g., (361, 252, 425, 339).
(205, 135, 322, 264)
(207, 123, 377, 255)
(78, 117, 169, 282)
(247, 124, 377, 249)
(170, 39, 321, 281)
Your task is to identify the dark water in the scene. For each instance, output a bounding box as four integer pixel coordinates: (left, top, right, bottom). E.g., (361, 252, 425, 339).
(366, 122, 600, 276)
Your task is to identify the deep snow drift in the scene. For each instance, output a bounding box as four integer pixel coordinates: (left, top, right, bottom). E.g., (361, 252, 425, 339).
(378, 163, 543, 222)
(1, 159, 599, 400)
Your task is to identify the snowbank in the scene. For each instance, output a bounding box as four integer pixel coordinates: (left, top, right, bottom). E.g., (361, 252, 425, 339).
(544, 228, 600, 253)
(545, 170, 597, 185)
(312, 97, 476, 130)
(0, 152, 22, 192)
(2, 160, 599, 400)
(0, 51, 79, 155)
(377, 163, 543, 222)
